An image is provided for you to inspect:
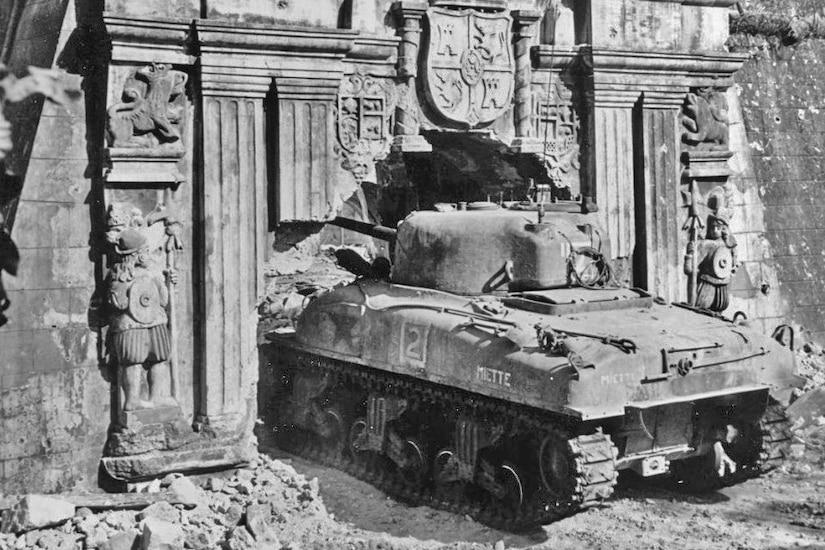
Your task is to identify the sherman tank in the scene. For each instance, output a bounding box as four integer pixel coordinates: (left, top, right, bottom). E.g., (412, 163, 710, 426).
(264, 200, 802, 528)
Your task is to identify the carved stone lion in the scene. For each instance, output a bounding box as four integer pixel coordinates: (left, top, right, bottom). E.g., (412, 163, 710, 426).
(107, 63, 188, 151)
(681, 87, 729, 151)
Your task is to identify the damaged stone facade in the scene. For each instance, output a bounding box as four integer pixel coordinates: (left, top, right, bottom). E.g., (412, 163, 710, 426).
(0, 0, 819, 496)
(730, 35, 825, 344)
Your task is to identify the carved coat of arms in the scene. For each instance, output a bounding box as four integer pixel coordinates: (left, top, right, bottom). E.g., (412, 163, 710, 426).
(336, 73, 396, 182)
(422, 8, 514, 128)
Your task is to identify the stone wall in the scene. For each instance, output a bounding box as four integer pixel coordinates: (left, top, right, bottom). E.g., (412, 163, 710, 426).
(732, 37, 825, 344)
(0, 0, 110, 493)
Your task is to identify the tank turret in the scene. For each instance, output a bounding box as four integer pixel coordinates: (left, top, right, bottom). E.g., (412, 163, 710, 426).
(332, 204, 612, 294)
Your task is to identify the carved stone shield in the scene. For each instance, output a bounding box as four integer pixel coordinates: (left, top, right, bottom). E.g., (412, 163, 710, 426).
(423, 8, 514, 128)
(128, 276, 162, 325)
(710, 246, 733, 280)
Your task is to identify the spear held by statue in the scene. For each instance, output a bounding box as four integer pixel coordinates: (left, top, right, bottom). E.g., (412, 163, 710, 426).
(146, 188, 183, 403)
(682, 178, 703, 306)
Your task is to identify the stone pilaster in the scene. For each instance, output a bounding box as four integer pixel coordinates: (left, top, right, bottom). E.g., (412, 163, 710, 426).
(392, 1, 431, 153)
(193, 20, 357, 434)
(636, 95, 684, 302)
(198, 84, 268, 432)
(272, 77, 340, 221)
(587, 97, 637, 259)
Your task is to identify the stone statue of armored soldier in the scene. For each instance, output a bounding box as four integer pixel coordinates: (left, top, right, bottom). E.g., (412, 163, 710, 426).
(684, 206, 738, 312)
(104, 204, 180, 414)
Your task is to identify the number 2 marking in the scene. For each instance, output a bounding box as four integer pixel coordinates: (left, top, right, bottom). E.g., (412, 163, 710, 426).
(400, 322, 429, 366)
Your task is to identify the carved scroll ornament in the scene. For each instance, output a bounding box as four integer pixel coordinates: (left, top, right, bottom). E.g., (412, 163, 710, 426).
(107, 63, 188, 154)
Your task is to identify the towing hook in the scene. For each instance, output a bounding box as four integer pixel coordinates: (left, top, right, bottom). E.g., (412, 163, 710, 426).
(610, 338, 638, 354)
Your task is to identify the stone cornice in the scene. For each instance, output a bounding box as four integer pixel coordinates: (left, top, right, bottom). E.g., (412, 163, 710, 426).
(347, 36, 400, 64)
(103, 15, 193, 64)
(194, 20, 357, 56)
(583, 48, 747, 107)
(194, 20, 362, 98)
(681, 0, 738, 6)
(583, 48, 747, 77)
(641, 0, 738, 4)
(532, 46, 581, 70)
(273, 77, 342, 101)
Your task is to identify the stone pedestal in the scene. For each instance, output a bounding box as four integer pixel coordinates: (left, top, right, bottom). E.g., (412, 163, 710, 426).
(105, 149, 185, 186)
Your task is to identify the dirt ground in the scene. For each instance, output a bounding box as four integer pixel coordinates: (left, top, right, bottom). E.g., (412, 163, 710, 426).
(263, 442, 825, 550)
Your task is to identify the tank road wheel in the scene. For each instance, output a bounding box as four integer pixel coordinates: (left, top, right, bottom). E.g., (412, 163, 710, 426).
(499, 461, 525, 511)
(433, 449, 456, 485)
(399, 438, 428, 486)
(348, 418, 368, 454)
(318, 405, 347, 453)
(432, 448, 464, 505)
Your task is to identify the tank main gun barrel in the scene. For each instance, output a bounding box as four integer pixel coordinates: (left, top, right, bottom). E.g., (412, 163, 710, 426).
(329, 217, 397, 242)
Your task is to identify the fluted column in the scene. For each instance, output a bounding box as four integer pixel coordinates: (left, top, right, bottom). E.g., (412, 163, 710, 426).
(589, 101, 636, 258)
(636, 95, 683, 301)
(392, 1, 431, 152)
(510, 10, 542, 153)
(197, 75, 269, 432)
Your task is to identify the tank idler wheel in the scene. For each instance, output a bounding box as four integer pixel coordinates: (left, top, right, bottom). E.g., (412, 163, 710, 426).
(538, 432, 579, 510)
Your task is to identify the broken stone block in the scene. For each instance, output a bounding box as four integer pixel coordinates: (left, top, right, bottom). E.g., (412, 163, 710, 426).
(28, 529, 79, 550)
(104, 510, 138, 531)
(140, 517, 184, 550)
(168, 477, 202, 507)
(224, 504, 243, 526)
(0, 495, 75, 534)
(788, 386, 825, 428)
(101, 531, 139, 550)
(83, 525, 112, 549)
(137, 502, 180, 524)
(244, 503, 272, 540)
(203, 477, 225, 492)
(225, 526, 256, 550)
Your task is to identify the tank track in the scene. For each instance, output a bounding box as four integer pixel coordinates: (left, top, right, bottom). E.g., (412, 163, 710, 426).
(754, 401, 794, 472)
(270, 345, 618, 530)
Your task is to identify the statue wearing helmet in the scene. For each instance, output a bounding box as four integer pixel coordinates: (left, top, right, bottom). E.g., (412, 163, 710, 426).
(104, 204, 178, 417)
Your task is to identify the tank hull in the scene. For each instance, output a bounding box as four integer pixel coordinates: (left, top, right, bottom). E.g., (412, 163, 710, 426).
(264, 279, 801, 526)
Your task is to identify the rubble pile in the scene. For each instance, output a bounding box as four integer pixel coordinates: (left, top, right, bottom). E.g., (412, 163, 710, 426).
(796, 343, 825, 394)
(0, 454, 504, 550)
(259, 247, 355, 330)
